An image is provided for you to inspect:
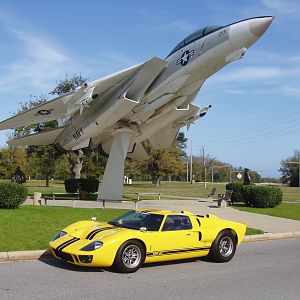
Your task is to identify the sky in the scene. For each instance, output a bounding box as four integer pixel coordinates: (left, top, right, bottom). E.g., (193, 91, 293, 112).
(0, 0, 300, 178)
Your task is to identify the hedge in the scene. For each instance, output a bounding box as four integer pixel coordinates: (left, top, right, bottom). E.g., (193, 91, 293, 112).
(226, 183, 283, 208)
(64, 179, 99, 194)
(226, 183, 244, 202)
(247, 186, 282, 208)
(0, 182, 28, 209)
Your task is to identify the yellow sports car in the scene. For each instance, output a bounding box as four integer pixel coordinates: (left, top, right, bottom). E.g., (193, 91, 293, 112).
(49, 209, 246, 273)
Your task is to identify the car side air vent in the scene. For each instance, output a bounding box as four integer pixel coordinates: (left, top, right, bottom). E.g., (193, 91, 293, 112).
(198, 232, 202, 241)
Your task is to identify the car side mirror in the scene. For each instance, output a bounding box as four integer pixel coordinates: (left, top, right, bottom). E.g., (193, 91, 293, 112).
(139, 227, 147, 232)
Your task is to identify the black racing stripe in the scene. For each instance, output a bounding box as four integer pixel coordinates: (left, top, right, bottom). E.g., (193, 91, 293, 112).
(147, 247, 210, 257)
(86, 227, 113, 240)
(86, 229, 100, 240)
(56, 238, 76, 251)
(57, 237, 79, 251)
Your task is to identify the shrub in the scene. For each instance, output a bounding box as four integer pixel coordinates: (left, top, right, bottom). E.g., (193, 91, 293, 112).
(242, 185, 252, 205)
(64, 179, 99, 194)
(226, 183, 244, 202)
(0, 182, 28, 209)
(247, 186, 282, 208)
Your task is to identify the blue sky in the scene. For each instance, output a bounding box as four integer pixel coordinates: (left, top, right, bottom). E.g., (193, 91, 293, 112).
(0, 0, 300, 178)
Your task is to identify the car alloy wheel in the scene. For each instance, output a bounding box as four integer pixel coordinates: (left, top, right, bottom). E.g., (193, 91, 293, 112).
(209, 230, 237, 263)
(122, 244, 142, 269)
(218, 236, 234, 257)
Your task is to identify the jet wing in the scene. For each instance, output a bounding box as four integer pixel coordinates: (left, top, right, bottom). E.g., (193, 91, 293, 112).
(0, 93, 74, 130)
(0, 62, 146, 131)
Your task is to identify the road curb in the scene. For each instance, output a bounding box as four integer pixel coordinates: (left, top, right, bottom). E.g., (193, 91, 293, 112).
(243, 231, 300, 243)
(1, 232, 300, 263)
(0, 249, 53, 263)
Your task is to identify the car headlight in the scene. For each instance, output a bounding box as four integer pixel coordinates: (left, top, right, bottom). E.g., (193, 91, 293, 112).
(52, 230, 67, 241)
(80, 241, 103, 251)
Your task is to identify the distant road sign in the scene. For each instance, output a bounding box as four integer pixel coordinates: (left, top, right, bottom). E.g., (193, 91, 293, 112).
(237, 173, 242, 180)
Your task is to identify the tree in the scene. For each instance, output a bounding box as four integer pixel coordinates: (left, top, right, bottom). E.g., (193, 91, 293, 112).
(49, 74, 87, 96)
(50, 74, 88, 180)
(279, 150, 300, 187)
(0, 147, 27, 179)
(142, 148, 184, 186)
(12, 74, 88, 186)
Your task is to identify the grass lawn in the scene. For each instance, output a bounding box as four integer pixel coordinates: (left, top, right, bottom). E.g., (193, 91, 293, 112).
(2, 180, 298, 201)
(0, 206, 262, 252)
(234, 203, 300, 221)
(246, 227, 264, 235)
(0, 206, 128, 252)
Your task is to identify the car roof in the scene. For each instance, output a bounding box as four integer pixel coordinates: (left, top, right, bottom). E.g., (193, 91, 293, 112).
(136, 209, 195, 216)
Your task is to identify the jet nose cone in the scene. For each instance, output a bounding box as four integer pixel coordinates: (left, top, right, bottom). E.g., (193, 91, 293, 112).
(249, 16, 274, 37)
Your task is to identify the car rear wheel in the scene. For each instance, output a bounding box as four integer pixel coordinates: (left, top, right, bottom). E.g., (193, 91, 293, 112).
(209, 230, 237, 263)
(114, 240, 145, 273)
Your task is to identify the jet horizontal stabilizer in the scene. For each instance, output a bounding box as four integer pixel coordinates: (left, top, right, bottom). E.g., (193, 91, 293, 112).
(7, 127, 66, 146)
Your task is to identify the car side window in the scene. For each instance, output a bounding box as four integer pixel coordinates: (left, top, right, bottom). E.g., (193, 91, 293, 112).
(162, 215, 192, 231)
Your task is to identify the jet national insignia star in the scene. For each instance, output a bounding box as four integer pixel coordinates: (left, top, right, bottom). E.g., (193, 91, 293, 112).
(176, 50, 195, 66)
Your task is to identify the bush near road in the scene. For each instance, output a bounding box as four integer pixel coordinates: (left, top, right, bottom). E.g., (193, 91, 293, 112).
(0, 182, 28, 209)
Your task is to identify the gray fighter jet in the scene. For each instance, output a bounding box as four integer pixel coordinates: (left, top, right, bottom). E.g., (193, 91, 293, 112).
(0, 16, 274, 200)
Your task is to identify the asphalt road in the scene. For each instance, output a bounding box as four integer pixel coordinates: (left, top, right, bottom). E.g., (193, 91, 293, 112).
(0, 239, 299, 300)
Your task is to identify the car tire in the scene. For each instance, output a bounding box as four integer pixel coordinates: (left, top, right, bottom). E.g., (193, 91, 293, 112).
(114, 240, 145, 273)
(209, 230, 237, 263)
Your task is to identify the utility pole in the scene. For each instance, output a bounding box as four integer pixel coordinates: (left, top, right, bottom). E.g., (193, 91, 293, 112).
(201, 146, 207, 189)
(190, 140, 193, 184)
(186, 158, 189, 182)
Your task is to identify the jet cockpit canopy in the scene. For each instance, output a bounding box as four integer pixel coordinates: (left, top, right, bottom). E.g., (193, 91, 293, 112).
(167, 25, 223, 58)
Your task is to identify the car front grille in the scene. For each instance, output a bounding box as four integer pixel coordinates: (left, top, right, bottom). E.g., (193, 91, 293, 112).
(53, 249, 74, 263)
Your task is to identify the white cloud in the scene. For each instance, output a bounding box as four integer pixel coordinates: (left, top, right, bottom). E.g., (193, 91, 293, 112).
(282, 85, 300, 96)
(0, 13, 76, 92)
(215, 66, 282, 82)
(262, 0, 300, 14)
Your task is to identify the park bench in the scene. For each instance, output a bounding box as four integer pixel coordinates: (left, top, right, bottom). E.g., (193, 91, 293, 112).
(100, 198, 141, 210)
(217, 190, 233, 208)
(44, 193, 79, 207)
(134, 192, 161, 201)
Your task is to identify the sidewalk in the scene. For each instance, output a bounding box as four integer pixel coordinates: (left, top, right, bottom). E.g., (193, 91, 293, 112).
(24, 197, 300, 234)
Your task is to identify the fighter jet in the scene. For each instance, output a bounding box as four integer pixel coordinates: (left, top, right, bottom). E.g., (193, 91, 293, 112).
(0, 16, 274, 200)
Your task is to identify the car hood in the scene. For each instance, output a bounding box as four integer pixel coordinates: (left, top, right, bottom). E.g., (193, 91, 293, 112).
(67, 223, 128, 241)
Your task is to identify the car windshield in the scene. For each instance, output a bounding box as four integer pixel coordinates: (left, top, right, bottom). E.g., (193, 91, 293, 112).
(108, 210, 164, 231)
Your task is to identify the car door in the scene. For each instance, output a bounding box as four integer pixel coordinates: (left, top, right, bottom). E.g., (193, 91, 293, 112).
(148, 215, 204, 261)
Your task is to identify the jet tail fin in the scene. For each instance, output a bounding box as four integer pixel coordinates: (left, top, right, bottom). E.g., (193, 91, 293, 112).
(7, 127, 65, 146)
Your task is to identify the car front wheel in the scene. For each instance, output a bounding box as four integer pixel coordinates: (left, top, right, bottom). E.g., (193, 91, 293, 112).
(114, 240, 145, 273)
(209, 230, 237, 263)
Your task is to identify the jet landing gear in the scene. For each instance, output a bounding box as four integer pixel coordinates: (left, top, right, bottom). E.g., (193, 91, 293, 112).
(98, 128, 133, 202)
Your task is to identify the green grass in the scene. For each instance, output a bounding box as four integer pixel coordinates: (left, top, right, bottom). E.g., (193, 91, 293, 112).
(0, 206, 128, 252)
(246, 227, 264, 235)
(2, 180, 299, 202)
(234, 203, 300, 221)
(278, 186, 300, 201)
(0, 206, 263, 252)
